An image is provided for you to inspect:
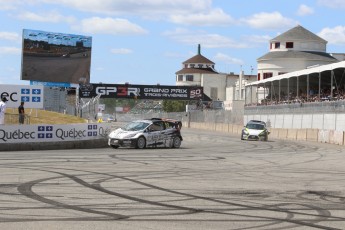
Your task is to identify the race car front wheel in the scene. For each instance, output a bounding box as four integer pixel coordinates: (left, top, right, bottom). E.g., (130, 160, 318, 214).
(136, 136, 146, 149)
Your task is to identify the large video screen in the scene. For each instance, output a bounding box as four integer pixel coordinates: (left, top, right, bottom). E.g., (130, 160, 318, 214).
(21, 29, 92, 84)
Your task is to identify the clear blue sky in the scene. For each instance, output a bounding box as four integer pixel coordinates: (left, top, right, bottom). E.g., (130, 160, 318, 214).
(0, 0, 345, 86)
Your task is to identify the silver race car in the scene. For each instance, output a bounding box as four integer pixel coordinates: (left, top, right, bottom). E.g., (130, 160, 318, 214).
(108, 118, 183, 149)
(241, 120, 270, 141)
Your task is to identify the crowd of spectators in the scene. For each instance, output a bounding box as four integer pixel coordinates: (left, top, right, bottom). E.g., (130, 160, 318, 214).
(246, 87, 345, 106)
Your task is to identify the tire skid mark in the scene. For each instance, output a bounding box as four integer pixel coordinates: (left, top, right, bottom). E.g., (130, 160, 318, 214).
(18, 167, 201, 215)
(14, 166, 340, 228)
(17, 175, 128, 220)
(54, 171, 201, 214)
(61, 168, 342, 229)
(4, 140, 343, 230)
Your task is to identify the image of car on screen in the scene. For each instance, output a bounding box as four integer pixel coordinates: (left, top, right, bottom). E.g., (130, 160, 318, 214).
(101, 114, 116, 123)
(241, 120, 270, 141)
(108, 118, 183, 149)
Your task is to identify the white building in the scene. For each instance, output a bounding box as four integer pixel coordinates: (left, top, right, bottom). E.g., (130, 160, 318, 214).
(257, 25, 338, 80)
(175, 44, 256, 110)
(175, 25, 344, 110)
(247, 25, 345, 105)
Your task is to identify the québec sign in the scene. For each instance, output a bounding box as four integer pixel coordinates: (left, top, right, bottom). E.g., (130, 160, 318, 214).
(0, 123, 111, 143)
(0, 84, 44, 109)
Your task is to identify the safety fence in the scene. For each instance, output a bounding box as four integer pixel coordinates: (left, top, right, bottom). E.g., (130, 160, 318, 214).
(244, 100, 345, 131)
(114, 110, 244, 125)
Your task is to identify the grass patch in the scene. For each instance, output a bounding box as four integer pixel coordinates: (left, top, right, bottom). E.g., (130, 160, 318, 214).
(5, 108, 87, 125)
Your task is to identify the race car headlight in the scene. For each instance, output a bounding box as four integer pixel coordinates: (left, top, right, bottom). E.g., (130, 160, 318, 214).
(124, 133, 137, 138)
(258, 130, 266, 136)
(108, 132, 117, 138)
(243, 130, 249, 135)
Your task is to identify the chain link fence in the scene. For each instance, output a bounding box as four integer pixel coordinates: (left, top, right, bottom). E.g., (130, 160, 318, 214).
(79, 94, 101, 122)
(114, 109, 244, 125)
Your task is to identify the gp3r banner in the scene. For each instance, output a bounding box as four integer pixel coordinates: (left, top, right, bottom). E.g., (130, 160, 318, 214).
(79, 83, 203, 100)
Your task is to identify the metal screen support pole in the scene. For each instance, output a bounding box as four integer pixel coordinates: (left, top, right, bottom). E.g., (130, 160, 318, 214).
(287, 78, 290, 102)
(278, 80, 281, 102)
(319, 72, 321, 100)
(270, 82, 273, 102)
(297, 77, 299, 99)
(331, 70, 334, 99)
(307, 74, 309, 101)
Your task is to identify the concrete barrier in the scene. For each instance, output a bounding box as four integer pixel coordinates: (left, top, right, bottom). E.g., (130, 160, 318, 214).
(287, 129, 297, 140)
(332, 130, 344, 145)
(318, 130, 330, 143)
(0, 138, 108, 151)
(269, 128, 278, 138)
(194, 122, 203, 129)
(329, 130, 335, 144)
(306, 129, 318, 142)
(296, 129, 307, 141)
(233, 125, 243, 134)
(278, 129, 288, 139)
(228, 124, 234, 133)
(206, 122, 215, 131)
(215, 123, 228, 132)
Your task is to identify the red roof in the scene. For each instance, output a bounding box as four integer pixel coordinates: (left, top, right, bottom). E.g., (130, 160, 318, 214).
(183, 54, 215, 64)
(175, 67, 218, 74)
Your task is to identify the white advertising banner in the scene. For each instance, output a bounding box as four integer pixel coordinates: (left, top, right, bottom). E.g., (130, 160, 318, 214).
(0, 123, 111, 144)
(0, 84, 44, 109)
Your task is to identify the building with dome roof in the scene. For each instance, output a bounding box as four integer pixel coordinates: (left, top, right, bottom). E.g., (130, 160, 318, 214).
(257, 25, 338, 81)
(175, 44, 257, 110)
(175, 25, 345, 111)
(246, 25, 345, 107)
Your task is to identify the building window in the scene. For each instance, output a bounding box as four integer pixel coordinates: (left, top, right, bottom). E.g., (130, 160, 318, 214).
(177, 75, 183, 81)
(263, 72, 273, 79)
(274, 42, 280, 49)
(270, 43, 272, 50)
(278, 72, 287, 75)
(186, 75, 193, 81)
(257, 73, 261, 81)
(198, 64, 203, 68)
(189, 64, 195, 68)
(184, 64, 188, 68)
(286, 42, 293, 48)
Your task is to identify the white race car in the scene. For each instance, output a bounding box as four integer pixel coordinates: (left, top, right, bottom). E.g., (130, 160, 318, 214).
(108, 118, 183, 149)
(241, 120, 270, 141)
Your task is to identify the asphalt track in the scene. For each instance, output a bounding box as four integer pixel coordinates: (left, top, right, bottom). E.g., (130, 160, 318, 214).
(1, 128, 345, 229)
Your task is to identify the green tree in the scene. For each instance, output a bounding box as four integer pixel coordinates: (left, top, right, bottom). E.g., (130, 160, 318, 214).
(100, 98, 137, 114)
(162, 100, 188, 112)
